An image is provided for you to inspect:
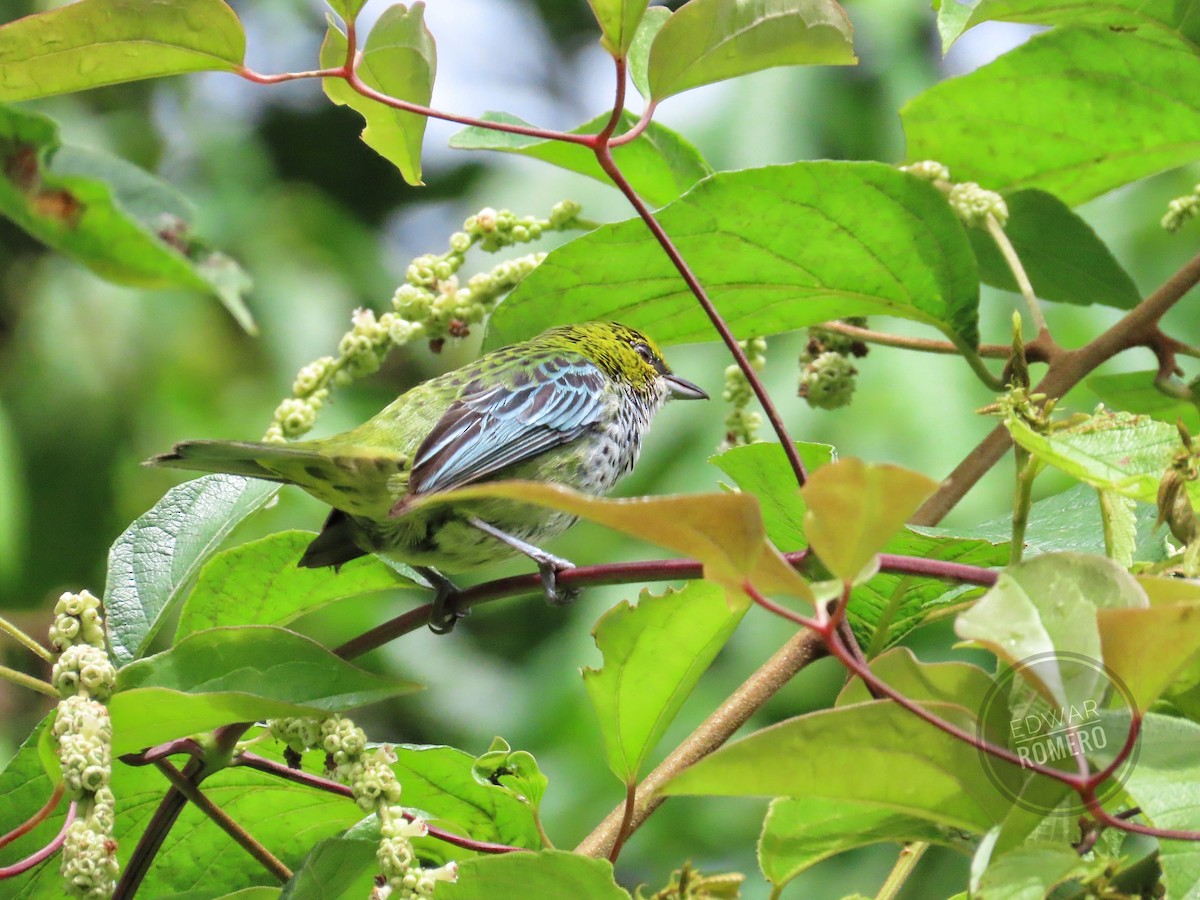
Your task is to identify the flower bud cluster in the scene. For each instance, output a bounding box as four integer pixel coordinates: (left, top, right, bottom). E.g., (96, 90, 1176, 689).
(264, 202, 581, 442)
(798, 322, 867, 411)
(49, 593, 119, 896)
(947, 181, 1008, 228)
(48, 590, 105, 653)
(900, 160, 950, 183)
(377, 806, 458, 899)
(1162, 187, 1200, 233)
(719, 337, 767, 450)
(268, 715, 324, 754)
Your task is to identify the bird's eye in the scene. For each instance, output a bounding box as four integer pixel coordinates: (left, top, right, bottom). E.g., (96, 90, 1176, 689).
(632, 343, 655, 364)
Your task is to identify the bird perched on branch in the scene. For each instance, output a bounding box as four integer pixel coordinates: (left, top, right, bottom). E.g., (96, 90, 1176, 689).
(149, 321, 707, 632)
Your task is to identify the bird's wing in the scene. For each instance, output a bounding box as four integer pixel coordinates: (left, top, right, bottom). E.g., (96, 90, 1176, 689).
(407, 356, 608, 496)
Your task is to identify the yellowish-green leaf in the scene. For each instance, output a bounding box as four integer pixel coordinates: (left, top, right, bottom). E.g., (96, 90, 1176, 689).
(647, 0, 856, 100)
(584, 582, 746, 784)
(587, 0, 651, 56)
(321, 5, 436, 186)
(801, 458, 938, 583)
(1099, 597, 1200, 713)
(628, 6, 671, 100)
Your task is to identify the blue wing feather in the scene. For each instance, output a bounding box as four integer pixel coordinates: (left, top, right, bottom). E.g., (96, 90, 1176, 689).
(408, 354, 608, 495)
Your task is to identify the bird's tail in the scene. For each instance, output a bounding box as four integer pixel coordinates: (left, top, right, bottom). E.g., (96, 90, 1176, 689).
(146, 439, 322, 484)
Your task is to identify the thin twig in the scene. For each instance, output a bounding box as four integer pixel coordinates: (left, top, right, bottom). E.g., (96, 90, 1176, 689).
(608, 101, 658, 147)
(986, 214, 1048, 335)
(822, 321, 1012, 359)
(0, 615, 53, 662)
(154, 759, 293, 883)
(0, 663, 57, 698)
(876, 841, 929, 900)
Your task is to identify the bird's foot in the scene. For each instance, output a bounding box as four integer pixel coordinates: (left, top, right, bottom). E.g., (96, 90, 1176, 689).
(536, 555, 581, 608)
(416, 566, 469, 635)
(466, 516, 581, 608)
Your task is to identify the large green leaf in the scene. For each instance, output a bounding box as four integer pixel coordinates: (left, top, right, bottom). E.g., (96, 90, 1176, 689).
(485, 161, 981, 350)
(903, 26, 1200, 206)
(942, 0, 1200, 51)
(278, 834, 378, 900)
(0, 105, 255, 330)
(321, 5, 436, 186)
(647, 0, 856, 100)
(923, 483, 1168, 562)
(105, 474, 279, 665)
(449, 111, 711, 207)
(436, 850, 630, 900)
(175, 530, 417, 639)
(663, 700, 1023, 832)
(969, 190, 1139, 310)
(0, 0, 245, 102)
(1098, 595, 1200, 712)
(109, 626, 421, 753)
(972, 842, 1098, 900)
(758, 796, 966, 892)
(628, 6, 671, 99)
(1088, 371, 1200, 432)
(587, 0, 650, 55)
(583, 582, 746, 784)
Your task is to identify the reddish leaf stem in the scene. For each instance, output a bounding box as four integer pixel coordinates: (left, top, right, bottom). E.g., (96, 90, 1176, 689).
(0, 801, 75, 879)
(0, 783, 63, 852)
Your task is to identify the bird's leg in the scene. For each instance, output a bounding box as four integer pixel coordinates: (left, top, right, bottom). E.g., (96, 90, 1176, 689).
(466, 516, 581, 608)
(415, 566, 468, 634)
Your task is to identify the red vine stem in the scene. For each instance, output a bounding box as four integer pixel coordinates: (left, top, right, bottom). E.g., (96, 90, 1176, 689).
(0, 801, 76, 879)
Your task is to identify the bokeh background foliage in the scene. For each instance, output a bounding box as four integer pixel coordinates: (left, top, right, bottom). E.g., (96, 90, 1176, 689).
(2, 0, 1200, 897)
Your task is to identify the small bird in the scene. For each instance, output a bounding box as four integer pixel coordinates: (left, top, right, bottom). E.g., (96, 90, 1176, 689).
(150, 322, 707, 632)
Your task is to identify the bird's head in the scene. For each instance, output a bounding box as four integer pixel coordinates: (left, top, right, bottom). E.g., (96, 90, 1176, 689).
(547, 322, 708, 402)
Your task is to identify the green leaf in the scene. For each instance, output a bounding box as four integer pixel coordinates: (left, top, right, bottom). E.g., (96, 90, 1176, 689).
(968, 190, 1140, 310)
(279, 835, 378, 900)
(472, 737, 549, 816)
(926, 482, 1168, 562)
(974, 842, 1098, 900)
(1098, 490, 1137, 568)
(436, 850, 630, 900)
(105, 474, 279, 665)
(1088, 371, 1200, 432)
(321, 5, 436, 186)
(647, 0, 856, 100)
(0, 105, 256, 331)
(758, 796, 964, 891)
(1094, 713, 1200, 899)
(326, 0, 370, 22)
(0, 0, 245, 102)
(109, 626, 421, 754)
(801, 458, 938, 583)
(902, 27, 1200, 206)
(663, 700, 1023, 832)
(449, 111, 711, 207)
(709, 441, 835, 549)
(954, 552, 1147, 709)
(628, 6, 671, 99)
(391, 744, 542, 849)
(176, 530, 417, 640)
(951, 0, 1200, 48)
(932, 0, 976, 52)
(587, 0, 651, 56)
(1006, 410, 1188, 508)
(485, 161, 982, 350)
(583, 582, 746, 784)
(836, 648, 1011, 742)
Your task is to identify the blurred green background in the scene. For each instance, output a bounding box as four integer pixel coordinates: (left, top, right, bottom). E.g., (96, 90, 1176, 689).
(2, 0, 1199, 896)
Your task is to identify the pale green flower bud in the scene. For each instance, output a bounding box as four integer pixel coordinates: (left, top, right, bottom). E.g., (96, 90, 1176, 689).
(901, 160, 951, 182)
(320, 715, 367, 765)
(549, 199, 582, 228)
(61, 818, 119, 898)
(449, 231, 472, 253)
(269, 716, 324, 753)
(53, 645, 116, 700)
(275, 398, 318, 438)
(59, 728, 112, 796)
(474, 207, 497, 233)
(948, 182, 1008, 228)
(1162, 190, 1200, 232)
(292, 357, 334, 397)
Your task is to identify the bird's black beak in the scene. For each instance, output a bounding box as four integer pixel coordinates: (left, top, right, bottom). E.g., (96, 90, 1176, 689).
(665, 373, 708, 400)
